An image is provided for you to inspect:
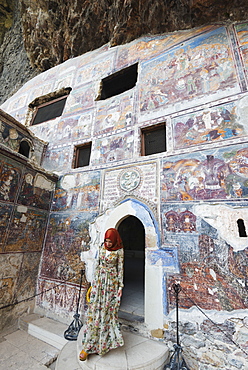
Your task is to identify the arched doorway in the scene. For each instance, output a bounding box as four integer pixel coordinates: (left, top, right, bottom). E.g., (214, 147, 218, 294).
(118, 216, 145, 321)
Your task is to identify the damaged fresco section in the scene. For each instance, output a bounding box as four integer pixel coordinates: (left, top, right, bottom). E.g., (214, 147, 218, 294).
(161, 144, 248, 201)
(37, 170, 101, 317)
(37, 210, 97, 318)
(92, 130, 134, 165)
(166, 214, 248, 312)
(52, 171, 100, 212)
(173, 99, 247, 149)
(0, 129, 56, 329)
(139, 27, 239, 115)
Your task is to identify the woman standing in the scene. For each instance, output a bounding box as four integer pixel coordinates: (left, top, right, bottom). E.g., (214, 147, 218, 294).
(79, 228, 124, 361)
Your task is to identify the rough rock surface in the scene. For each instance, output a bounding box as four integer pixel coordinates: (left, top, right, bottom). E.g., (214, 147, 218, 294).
(0, 0, 248, 104)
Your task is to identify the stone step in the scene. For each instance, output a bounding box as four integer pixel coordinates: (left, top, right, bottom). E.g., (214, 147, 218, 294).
(19, 314, 68, 350)
(74, 330, 169, 370)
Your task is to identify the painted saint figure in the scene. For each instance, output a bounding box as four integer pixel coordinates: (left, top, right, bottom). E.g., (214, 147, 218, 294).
(79, 228, 124, 361)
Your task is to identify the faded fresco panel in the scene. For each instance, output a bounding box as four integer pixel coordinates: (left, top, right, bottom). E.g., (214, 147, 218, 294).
(35, 112, 93, 144)
(75, 53, 114, 86)
(161, 145, 248, 201)
(116, 25, 217, 69)
(173, 100, 246, 149)
(92, 131, 134, 165)
(166, 216, 248, 311)
(52, 171, 100, 212)
(18, 170, 55, 210)
(94, 92, 134, 135)
(42, 145, 71, 172)
(140, 27, 238, 114)
(15, 252, 41, 302)
(0, 253, 22, 306)
(0, 120, 26, 152)
(40, 211, 96, 283)
(5, 207, 48, 252)
(235, 22, 248, 75)
(0, 203, 13, 251)
(66, 84, 96, 115)
(0, 158, 22, 202)
(71, 112, 93, 141)
(36, 278, 87, 318)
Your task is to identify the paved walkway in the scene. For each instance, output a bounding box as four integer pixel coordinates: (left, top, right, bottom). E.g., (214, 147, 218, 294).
(0, 326, 59, 370)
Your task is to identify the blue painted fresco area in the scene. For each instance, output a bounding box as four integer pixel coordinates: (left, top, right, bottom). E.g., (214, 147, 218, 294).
(147, 247, 179, 272)
(140, 27, 238, 113)
(161, 144, 248, 201)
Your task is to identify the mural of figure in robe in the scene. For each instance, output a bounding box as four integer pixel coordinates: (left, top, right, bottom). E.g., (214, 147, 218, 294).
(79, 228, 124, 361)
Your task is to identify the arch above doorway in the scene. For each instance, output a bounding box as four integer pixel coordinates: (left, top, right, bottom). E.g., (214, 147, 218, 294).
(85, 198, 164, 329)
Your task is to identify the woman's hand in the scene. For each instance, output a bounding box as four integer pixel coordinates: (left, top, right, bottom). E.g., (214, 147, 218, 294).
(117, 288, 122, 297)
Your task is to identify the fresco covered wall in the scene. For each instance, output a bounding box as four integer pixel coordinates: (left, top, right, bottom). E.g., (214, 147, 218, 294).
(1, 21, 248, 332)
(0, 111, 57, 330)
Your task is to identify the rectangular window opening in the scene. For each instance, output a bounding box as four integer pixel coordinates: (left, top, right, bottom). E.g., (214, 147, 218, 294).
(98, 63, 138, 100)
(32, 95, 68, 125)
(141, 123, 166, 156)
(73, 142, 92, 168)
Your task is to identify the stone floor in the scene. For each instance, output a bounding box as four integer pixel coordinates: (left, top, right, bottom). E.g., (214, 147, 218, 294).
(0, 326, 59, 370)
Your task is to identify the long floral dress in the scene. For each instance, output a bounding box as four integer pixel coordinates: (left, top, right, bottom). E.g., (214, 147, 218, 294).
(81, 245, 124, 355)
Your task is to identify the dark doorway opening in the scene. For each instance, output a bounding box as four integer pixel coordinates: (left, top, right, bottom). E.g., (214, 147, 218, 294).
(118, 216, 145, 321)
(18, 140, 30, 158)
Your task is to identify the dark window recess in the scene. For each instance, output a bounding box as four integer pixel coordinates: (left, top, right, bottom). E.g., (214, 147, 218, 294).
(32, 97, 67, 125)
(237, 218, 247, 237)
(99, 63, 138, 100)
(18, 141, 30, 158)
(143, 125, 166, 156)
(74, 143, 92, 168)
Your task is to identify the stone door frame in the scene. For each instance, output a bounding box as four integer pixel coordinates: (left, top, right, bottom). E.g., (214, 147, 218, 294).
(87, 198, 163, 330)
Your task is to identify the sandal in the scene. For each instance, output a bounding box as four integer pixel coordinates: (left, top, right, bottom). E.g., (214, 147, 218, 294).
(79, 349, 88, 361)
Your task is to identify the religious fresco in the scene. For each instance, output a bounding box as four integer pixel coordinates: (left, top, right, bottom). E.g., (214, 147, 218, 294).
(52, 171, 100, 212)
(163, 209, 196, 234)
(0, 158, 21, 202)
(18, 170, 55, 210)
(139, 27, 239, 114)
(36, 278, 87, 318)
(173, 100, 246, 149)
(94, 92, 134, 135)
(161, 145, 248, 201)
(42, 145, 71, 172)
(92, 131, 134, 165)
(5, 207, 48, 252)
(0, 203, 13, 251)
(75, 52, 114, 86)
(235, 22, 248, 75)
(0, 253, 23, 306)
(40, 211, 95, 283)
(15, 252, 41, 301)
(166, 223, 248, 311)
(116, 25, 217, 70)
(66, 84, 96, 115)
(0, 120, 26, 152)
(160, 202, 248, 311)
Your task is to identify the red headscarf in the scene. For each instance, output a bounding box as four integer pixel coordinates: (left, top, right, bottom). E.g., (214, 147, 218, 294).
(104, 228, 123, 251)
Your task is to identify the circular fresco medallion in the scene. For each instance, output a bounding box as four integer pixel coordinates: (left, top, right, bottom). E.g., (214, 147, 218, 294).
(119, 169, 141, 192)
